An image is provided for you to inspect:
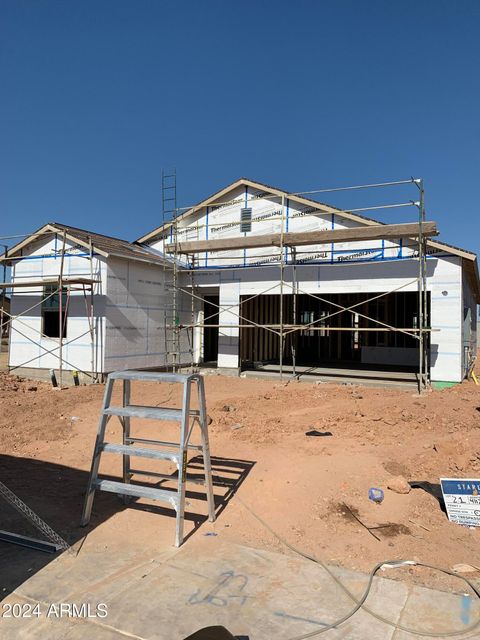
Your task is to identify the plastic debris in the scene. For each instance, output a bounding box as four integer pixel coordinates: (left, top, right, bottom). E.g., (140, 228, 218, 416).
(369, 487, 384, 503)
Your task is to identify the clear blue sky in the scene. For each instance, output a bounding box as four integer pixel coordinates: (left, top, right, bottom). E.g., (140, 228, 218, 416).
(1, 0, 479, 254)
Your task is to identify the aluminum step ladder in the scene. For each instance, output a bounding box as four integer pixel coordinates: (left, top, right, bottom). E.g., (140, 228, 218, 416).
(80, 370, 216, 547)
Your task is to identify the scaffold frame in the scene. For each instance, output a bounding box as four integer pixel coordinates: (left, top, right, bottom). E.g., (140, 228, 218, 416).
(161, 177, 431, 392)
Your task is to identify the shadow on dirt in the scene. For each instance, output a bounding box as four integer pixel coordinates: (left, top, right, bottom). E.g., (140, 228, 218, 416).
(410, 480, 447, 514)
(0, 453, 255, 598)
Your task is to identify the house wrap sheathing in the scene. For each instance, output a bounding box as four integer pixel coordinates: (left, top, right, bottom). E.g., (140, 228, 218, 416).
(3, 223, 193, 382)
(138, 178, 479, 386)
(2, 179, 479, 386)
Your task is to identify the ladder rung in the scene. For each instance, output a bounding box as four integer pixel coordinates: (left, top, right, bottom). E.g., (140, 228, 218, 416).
(105, 406, 185, 421)
(129, 469, 174, 480)
(126, 436, 202, 451)
(105, 406, 182, 421)
(130, 469, 207, 485)
(95, 480, 179, 507)
(102, 443, 180, 463)
(108, 371, 198, 383)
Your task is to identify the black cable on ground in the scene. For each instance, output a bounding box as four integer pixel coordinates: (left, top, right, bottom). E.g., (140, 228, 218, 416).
(235, 495, 480, 639)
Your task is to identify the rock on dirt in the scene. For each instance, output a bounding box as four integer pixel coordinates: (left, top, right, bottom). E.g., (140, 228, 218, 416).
(387, 475, 411, 495)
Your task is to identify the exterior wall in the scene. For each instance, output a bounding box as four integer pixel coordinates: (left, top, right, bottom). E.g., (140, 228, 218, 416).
(193, 255, 465, 383)
(462, 266, 478, 376)
(152, 186, 426, 269)
(429, 256, 463, 383)
(104, 257, 196, 372)
(148, 183, 472, 384)
(8, 236, 106, 376)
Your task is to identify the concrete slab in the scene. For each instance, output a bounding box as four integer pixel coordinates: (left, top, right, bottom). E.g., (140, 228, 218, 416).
(241, 366, 419, 390)
(1, 537, 479, 640)
(393, 581, 480, 639)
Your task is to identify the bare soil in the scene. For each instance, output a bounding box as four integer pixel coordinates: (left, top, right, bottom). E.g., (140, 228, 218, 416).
(1, 369, 480, 593)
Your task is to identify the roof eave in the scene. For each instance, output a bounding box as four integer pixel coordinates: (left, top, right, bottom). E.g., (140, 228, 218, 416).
(0, 223, 110, 263)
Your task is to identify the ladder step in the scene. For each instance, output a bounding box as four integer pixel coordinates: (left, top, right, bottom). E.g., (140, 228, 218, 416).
(105, 405, 186, 421)
(102, 443, 180, 463)
(126, 436, 202, 451)
(108, 371, 198, 383)
(95, 480, 179, 508)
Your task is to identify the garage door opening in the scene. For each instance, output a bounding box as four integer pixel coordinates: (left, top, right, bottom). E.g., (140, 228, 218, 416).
(239, 291, 429, 383)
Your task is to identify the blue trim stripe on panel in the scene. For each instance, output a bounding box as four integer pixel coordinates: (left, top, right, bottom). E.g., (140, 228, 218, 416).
(191, 252, 442, 270)
(285, 198, 289, 263)
(331, 213, 335, 263)
(11, 252, 101, 261)
(205, 206, 209, 267)
(243, 185, 248, 267)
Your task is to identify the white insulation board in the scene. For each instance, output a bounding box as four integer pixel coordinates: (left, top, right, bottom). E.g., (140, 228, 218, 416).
(8, 236, 106, 374)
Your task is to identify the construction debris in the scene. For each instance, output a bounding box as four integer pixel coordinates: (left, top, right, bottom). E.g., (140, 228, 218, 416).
(305, 429, 333, 437)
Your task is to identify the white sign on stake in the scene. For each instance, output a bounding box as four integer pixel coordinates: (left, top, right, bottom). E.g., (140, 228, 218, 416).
(440, 478, 480, 527)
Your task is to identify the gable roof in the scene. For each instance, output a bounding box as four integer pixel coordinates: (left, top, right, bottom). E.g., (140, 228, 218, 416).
(136, 176, 480, 301)
(136, 176, 477, 259)
(136, 177, 384, 244)
(0, 222, 167, 266)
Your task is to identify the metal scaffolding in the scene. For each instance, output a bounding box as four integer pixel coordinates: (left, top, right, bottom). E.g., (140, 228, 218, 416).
(160, 177, 432, 392)
(0, 229, 100, 387)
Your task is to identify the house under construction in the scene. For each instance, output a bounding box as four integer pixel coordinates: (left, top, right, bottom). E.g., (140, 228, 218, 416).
(1, 177, 478, 389)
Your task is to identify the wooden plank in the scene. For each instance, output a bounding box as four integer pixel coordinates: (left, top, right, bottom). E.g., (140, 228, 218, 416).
(166, 221, 438, 254)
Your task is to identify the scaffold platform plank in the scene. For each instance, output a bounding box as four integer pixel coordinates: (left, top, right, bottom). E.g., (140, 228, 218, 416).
(166, 221, 437, 254)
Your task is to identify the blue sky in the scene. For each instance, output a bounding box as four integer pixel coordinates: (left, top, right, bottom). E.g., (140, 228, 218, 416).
(1, 0, 479, 254)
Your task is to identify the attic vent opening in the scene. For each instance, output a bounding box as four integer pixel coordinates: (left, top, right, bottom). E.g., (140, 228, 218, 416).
(240, 207, 252, 233)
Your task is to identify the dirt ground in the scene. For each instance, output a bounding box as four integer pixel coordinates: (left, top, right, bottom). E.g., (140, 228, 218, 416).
(1, 369, 480, 594)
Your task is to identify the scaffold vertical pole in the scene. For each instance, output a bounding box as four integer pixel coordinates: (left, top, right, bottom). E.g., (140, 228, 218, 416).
(1, 245, 7, 341)
(88, 236, 97, 382)
(190, 253, 195, 371)
(172, 215, 179, 372)
(279, 194, 286, 380)
(58, 230, 67, 388)
(291, 246, 298, 379)
(417, 179, 427, 392)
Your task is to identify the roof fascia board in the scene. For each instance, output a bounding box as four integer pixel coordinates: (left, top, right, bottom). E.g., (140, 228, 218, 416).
(241, 178, 379, 227)
(136, 179, 247, 243)
(0, 224, 54, 260)
(463, 258, 480, 303)
(427, 238, 476, 261)
(1, 224, 109, 262)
